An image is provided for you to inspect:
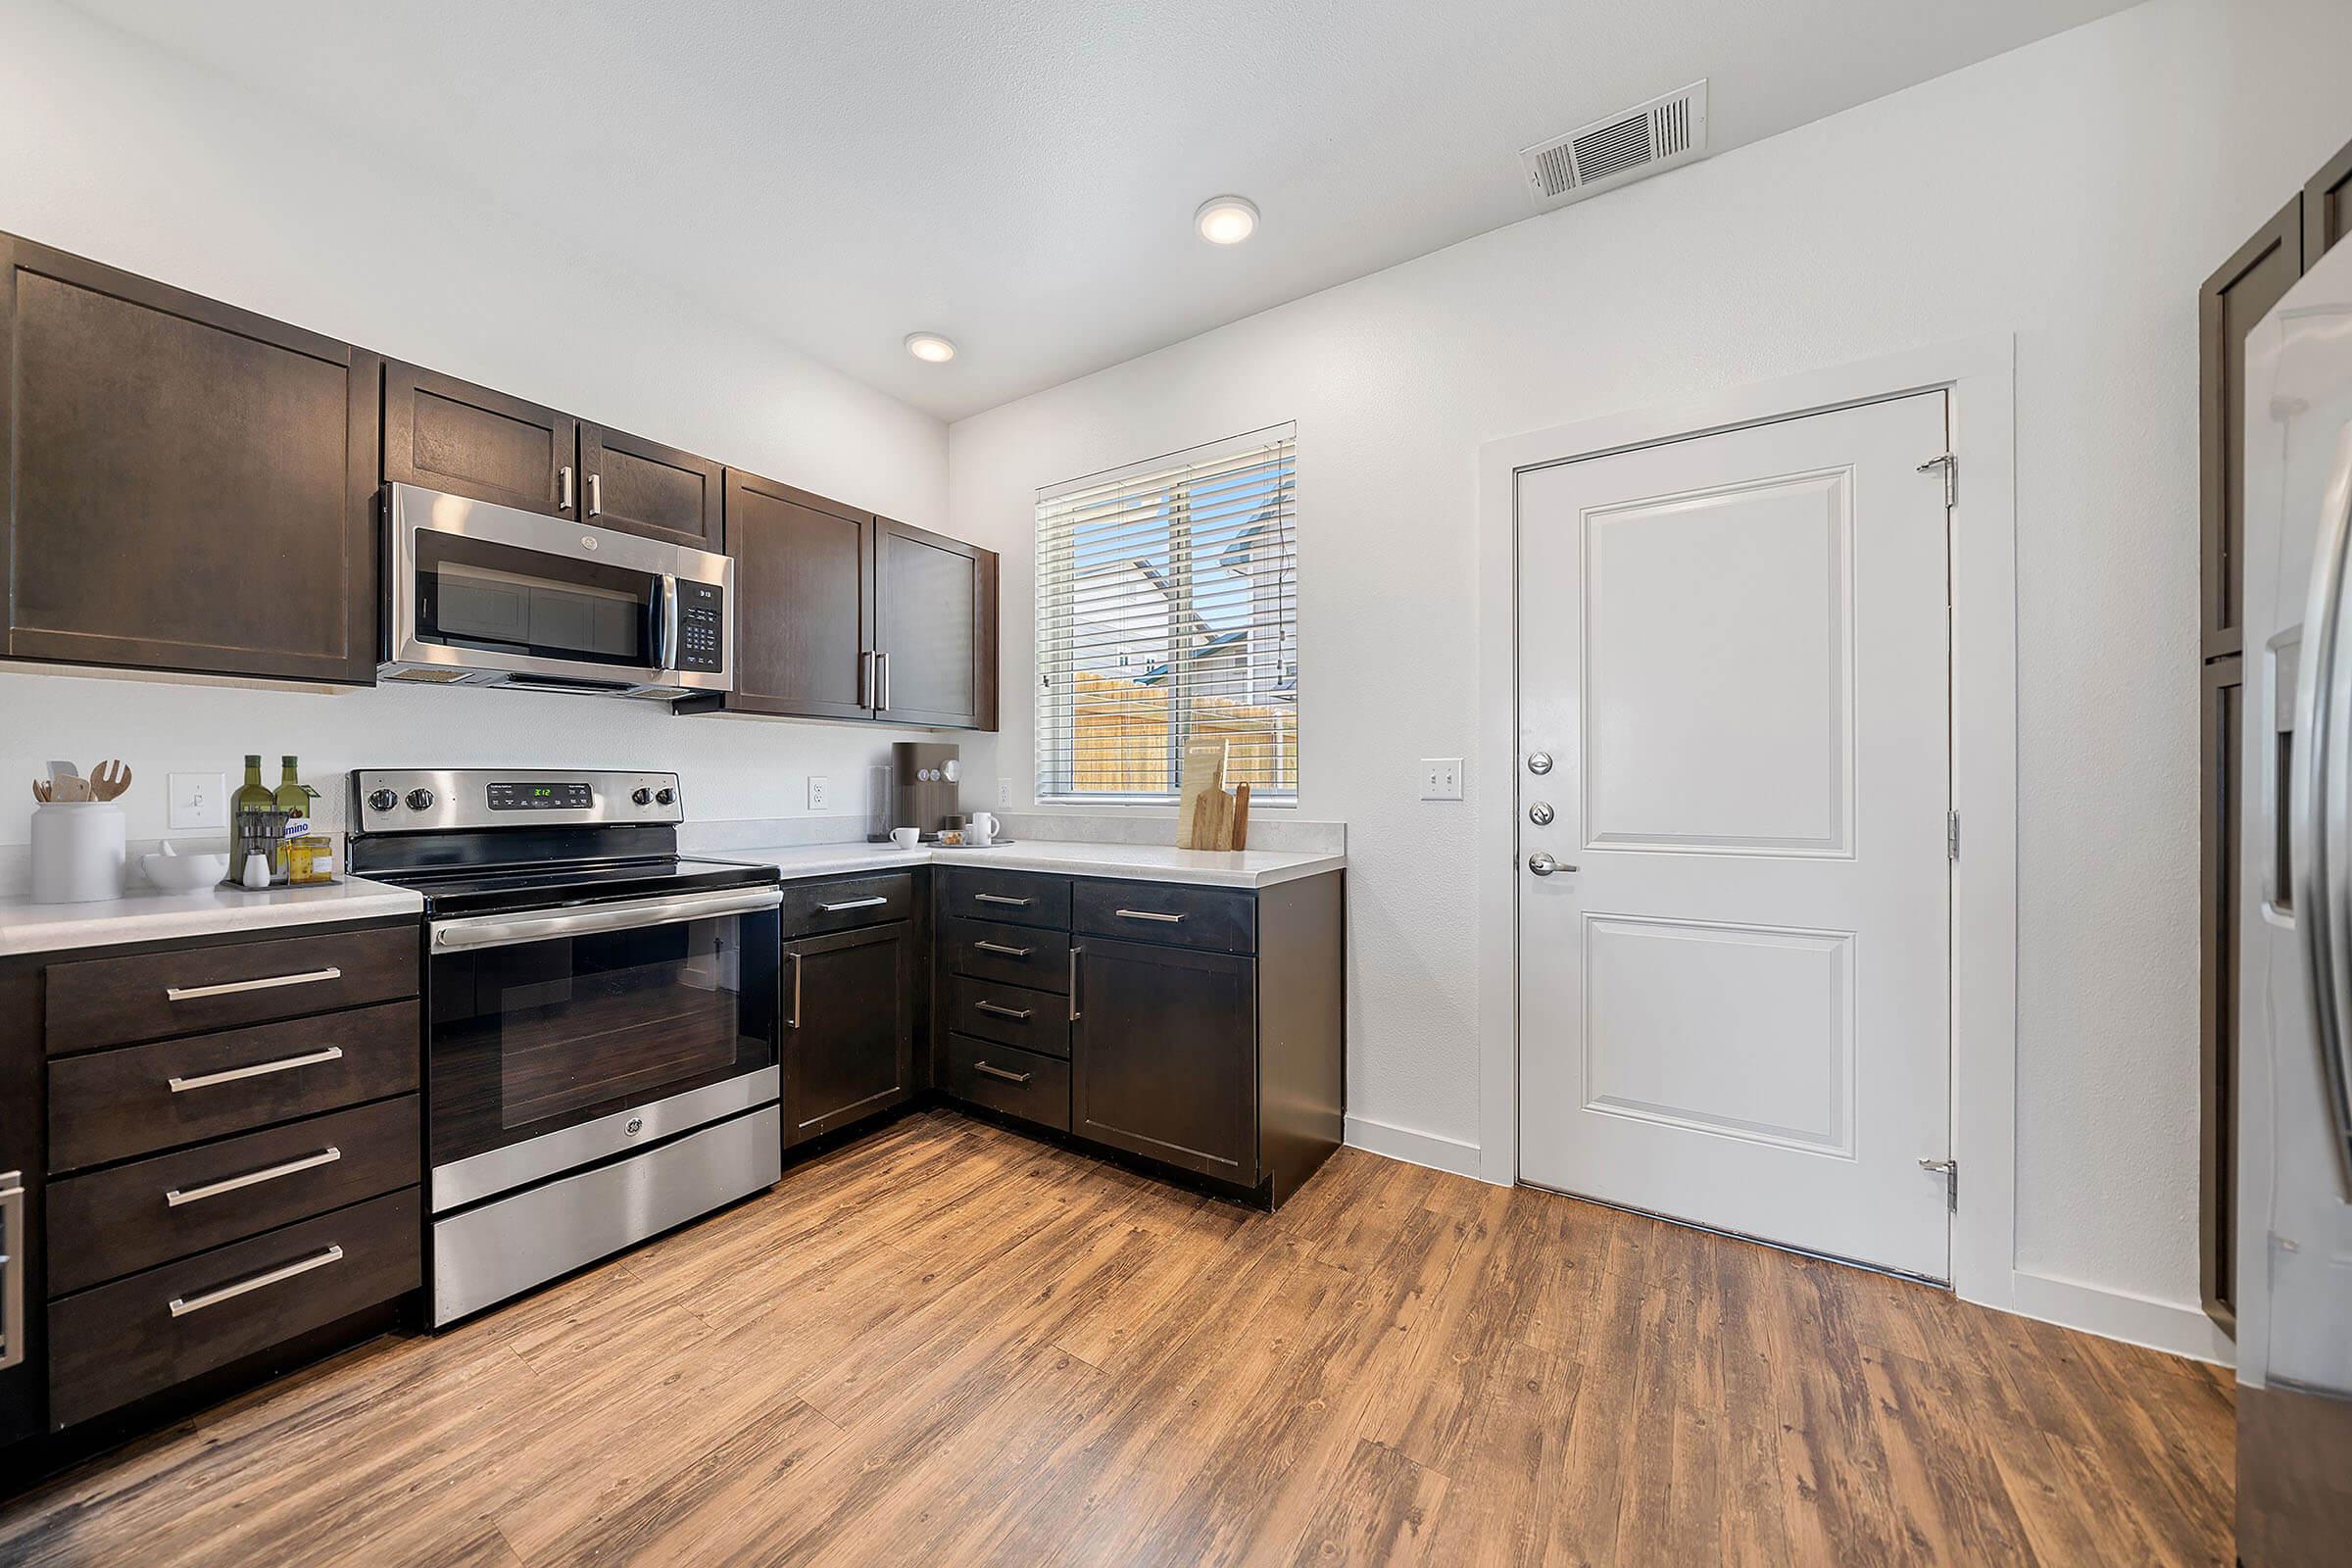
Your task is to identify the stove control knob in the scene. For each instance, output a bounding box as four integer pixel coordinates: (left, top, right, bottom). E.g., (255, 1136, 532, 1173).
(366, 789, 397, 813)
(405, 788, 435, 811)
(631, 787, 654, 807)
(655, 787, 676, 806)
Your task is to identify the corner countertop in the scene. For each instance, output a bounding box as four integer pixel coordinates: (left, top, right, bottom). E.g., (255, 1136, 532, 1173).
(714, 839, 1346, 890)
(0, 876, 426, 959)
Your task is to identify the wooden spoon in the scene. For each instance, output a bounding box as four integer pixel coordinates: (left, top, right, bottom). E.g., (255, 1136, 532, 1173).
(89, 760, 132, 802)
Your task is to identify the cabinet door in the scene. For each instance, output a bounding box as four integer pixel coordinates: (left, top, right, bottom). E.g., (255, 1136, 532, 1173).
(382, 361, 578, 519)
(714, 470, 873, 720)
(0, 235, 380, 683)
(1071, 937, 1256, 1187)
(579, 422, 722, 550)
(2304, 134, 2352, 270)
(2200, 198, 2303, 662)
(783, 922, 914, 1146)
(874, 517, 998, 729)
(2200, 656, 2241, 1333)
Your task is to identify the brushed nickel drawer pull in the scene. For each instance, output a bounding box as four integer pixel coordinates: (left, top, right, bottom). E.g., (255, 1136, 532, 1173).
(972, 1060, 1033, 1085)
(166, 965, 343, 1003)
(1069, 946, 1082, 1021)
(168, 1245, 345, 1318)
(1114, 908, 1186, 923)
(973, 893, 1033, 907)
(165, 1148, 342, 1208)
(817, 896, 889, 912)
(1, 1172, 24, 1372)
(168, 1046, 344, 1094)
(787, 951, 803, 1030)
(973, 940, 1034, 958)
(974, 1000, 1033, 1021)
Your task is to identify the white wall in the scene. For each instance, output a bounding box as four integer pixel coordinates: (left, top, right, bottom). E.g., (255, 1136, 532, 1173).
(948, 0, 2352, 1337)
(0, 0, 988, 850)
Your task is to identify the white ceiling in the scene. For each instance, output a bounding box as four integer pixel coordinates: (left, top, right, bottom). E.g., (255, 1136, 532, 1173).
(73, 0, 2134, 421)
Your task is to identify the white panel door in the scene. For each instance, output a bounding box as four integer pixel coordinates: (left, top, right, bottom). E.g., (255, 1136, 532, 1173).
(1515, 391, 1952, 1279)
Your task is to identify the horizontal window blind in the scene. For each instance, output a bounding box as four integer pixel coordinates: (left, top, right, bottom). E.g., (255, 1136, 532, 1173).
(1036, 424, 1298, 805)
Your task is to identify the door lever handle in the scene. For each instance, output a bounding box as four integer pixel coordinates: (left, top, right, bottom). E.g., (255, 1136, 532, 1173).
(1526, 853, 1577, 876)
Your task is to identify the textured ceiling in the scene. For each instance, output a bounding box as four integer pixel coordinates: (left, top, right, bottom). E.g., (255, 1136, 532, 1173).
(71, 0, 2135, 420)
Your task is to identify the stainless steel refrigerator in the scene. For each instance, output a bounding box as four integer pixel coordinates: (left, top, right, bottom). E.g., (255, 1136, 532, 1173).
(2238, 229, 2352, 1564)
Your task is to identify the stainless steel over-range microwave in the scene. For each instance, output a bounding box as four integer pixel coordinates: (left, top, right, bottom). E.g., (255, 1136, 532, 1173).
(380, 481, 734, 700)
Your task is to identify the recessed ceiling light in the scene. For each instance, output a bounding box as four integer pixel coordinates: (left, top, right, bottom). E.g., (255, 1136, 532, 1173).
(905, 332, 956, 363)
(1195, 195, 1259, 245)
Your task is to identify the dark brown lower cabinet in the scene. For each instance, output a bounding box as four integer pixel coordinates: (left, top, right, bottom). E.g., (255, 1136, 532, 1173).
(783, 921, 918, 1146)
(1071, 938, 1259, 1187)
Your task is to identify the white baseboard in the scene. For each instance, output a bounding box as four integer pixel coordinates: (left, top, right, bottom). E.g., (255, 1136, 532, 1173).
(1344, 1115, 1482, 1179)
(2006, 1269, 2236, 1368)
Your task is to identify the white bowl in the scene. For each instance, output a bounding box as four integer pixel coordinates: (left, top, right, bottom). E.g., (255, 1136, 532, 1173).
(142, 851, 231, 891)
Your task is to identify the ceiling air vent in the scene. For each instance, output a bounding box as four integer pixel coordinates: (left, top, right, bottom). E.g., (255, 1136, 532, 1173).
(1520, 79, 1709, 210)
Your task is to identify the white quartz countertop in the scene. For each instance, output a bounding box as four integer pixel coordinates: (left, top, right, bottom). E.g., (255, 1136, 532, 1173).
(715, 839, 1346, 890)
(0, 876, 426, 958)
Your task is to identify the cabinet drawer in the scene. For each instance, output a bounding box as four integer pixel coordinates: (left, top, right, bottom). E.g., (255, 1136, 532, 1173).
(46, 923, 419, 1054)
(939, 869, 1070, 930)
(948, 974, 1071, 1059)
(48, 1187, 421, 1430)
(47, 1097, 419, 1297)
(943, 916, 1072, 994)
(50, 1002, 421, 1173)
(945, 1035, 1070, 1133)
(1073, 880, 1256, 955)
(778, 873, 914, 938)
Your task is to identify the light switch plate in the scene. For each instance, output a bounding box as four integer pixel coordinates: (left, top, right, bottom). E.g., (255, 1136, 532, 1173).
(169, 771, 228, 830)
(807, 775, 831, 812)
(1420, 758, 1464, 801)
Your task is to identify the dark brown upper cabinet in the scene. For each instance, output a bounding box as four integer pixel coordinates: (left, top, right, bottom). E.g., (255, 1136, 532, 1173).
(2304, 135, 2352, 270)
(382, 364, 721, 552)
(577, 423, 722, 551)
(874, 517, 999, 729)
(381, 362, 578, 520)
(0, 234, 381, 684)
(681, 471, 998, 730)
(2198, 197, 2303, 663)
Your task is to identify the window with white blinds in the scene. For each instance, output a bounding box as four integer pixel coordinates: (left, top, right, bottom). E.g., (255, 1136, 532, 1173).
(1035, 424, 1298, 805)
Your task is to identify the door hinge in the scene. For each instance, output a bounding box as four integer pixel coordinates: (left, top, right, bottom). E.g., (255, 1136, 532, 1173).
(1920, 1157, 1958, 1210)
(1947, 809, 1961, 861)
(1918, 452, 1957, 509)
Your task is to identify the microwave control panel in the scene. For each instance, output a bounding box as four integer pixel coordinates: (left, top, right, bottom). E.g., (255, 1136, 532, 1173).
(676, 580, 725, 672)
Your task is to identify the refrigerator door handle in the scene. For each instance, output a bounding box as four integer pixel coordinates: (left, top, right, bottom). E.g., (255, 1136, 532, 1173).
(2290, 431, 2352, 1198)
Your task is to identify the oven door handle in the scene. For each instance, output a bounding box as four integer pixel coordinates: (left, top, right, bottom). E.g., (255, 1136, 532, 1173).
(430, 885, 782, 953)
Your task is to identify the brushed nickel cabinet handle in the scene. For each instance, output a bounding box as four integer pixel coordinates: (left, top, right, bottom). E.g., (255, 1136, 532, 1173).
(1114, 908, 1185, 924)
(0, 1172, 23, 1371)
(818, 896, 889, 912)
(166, 966, 342, 1003)
(859, 650, 876, 709)
(169, 1245, 344, 1318)
(559, 465, 575, 513)
(973, 893, 1033, 907)
(787, 951, 803, 1030)
(974, 1000, 1032, 1021)
(587, 471, 603, 518)
(166, 1148, 341, 1207)
(168, 1046, 344, 1093)
(974, 940, 1034, 958)
(972, 1060, 1033, 1085)
(1069, 945, 1082, 1021)
(878, 651, 892, 711)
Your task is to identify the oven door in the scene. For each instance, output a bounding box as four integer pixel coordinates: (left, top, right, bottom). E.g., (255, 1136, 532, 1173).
(426, 885, 781, 1211)
(383, 482, 733, 695)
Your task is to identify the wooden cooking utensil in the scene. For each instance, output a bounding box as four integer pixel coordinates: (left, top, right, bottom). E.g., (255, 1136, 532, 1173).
(89, 760, 132, 801)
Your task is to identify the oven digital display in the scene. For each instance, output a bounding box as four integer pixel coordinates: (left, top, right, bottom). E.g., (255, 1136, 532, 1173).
(487, 781, 594, 811)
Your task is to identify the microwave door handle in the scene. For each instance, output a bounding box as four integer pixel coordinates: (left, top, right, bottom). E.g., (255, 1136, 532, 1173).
(2292, 433, 2352, 1197)
(655, 573, 679, 674)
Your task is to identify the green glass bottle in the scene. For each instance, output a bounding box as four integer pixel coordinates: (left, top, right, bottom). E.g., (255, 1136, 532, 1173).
(231, 755, 273, 818)
(272, 757, 314, 874)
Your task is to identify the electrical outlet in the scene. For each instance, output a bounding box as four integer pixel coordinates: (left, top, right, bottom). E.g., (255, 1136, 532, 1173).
(807, 775, 831, 812)
(998, 777, 1011, 807)
(169, 771, 228, 831)
(1420, 758, 1464, 802)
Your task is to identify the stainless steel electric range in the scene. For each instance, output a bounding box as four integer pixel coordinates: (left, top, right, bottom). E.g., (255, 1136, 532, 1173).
(347, 768, 782, 1326)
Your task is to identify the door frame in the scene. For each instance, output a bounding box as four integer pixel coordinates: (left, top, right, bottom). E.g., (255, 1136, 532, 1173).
(1474, 335, 2019, 1308)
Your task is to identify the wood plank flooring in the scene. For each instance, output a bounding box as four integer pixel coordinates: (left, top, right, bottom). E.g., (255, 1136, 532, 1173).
(0, 1109, 2235, 1566)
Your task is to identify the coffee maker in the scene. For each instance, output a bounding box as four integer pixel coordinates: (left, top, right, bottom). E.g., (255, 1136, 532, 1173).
(877, 741, 961, 842)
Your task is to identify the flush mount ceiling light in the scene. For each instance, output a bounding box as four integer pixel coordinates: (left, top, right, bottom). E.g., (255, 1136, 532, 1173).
(904, 332, 956, 363)
(1194, 195, 1259, 245)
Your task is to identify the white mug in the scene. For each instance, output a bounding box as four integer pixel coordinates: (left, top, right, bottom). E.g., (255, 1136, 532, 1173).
(966, 810, 1000, 847)
(890, 827, 920, 850)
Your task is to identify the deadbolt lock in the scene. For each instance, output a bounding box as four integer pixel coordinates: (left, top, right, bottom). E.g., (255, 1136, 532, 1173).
(1527, 752, 1553, 775)
(1528, 801, 1555, 826)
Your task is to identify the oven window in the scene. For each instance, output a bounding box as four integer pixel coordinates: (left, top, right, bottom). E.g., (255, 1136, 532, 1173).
(430, 908, 779, 1167)
(415, 530, 659, 667)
